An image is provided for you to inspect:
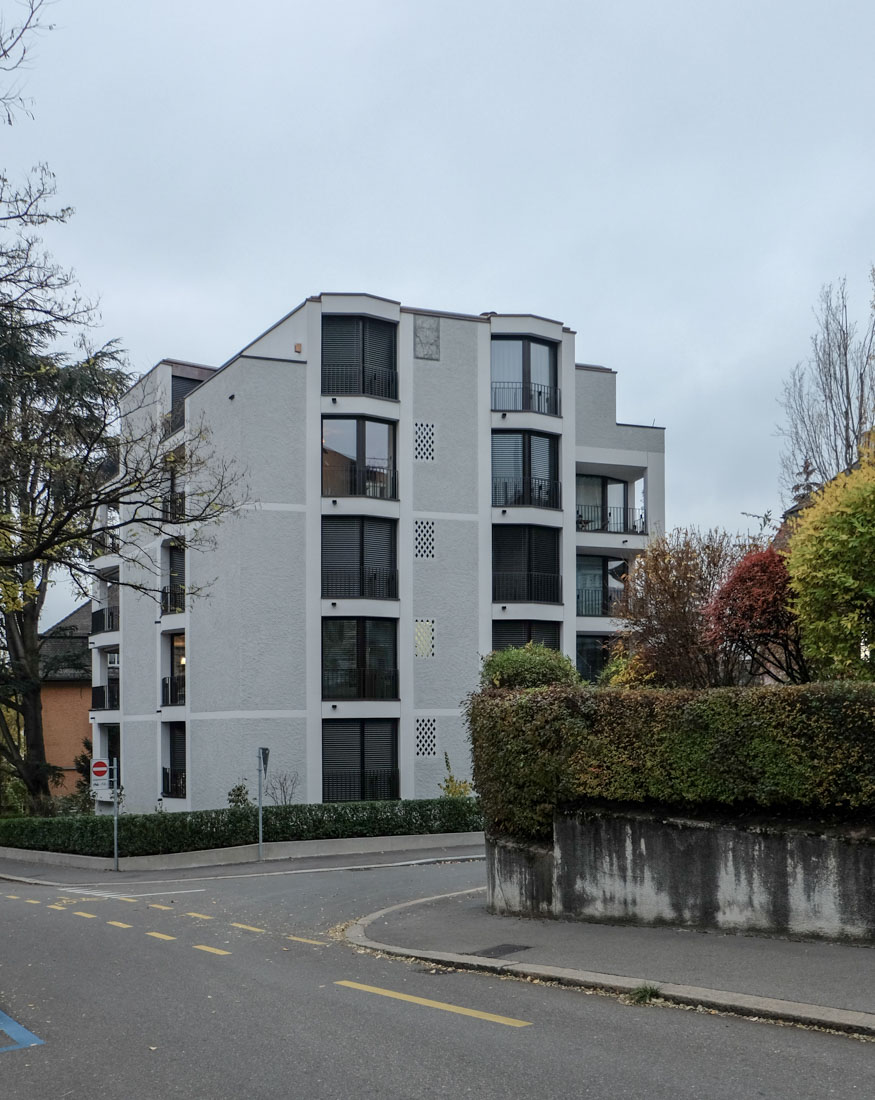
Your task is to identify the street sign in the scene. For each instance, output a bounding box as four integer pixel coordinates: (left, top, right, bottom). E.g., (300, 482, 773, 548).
(91, 759, 109, 779)
(259, 747, 269, 775)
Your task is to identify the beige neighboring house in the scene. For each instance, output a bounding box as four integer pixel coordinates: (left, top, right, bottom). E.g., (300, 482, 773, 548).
(40, 603, 92, 795)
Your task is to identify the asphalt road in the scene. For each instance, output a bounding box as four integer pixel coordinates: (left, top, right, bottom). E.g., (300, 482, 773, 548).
(2, 853, 873, 1099)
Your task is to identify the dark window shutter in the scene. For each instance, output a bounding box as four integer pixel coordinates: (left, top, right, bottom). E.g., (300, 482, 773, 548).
(529, 434, 555, 481)
(362, 518, 395, 571)
(168, 545, 185, 587)
(491, 433, 523, 479)
(492, 621, 530, 650)
(493, 525, 526, 573)
(363, 719, 397, 770)
(322, 517, 362, 572)
(171, 376, 200, 406)
(322, 720, 361, 770)
(362, 319, 396, 373)
(530, 621, 560, 649)
(322, 316, 362, 367)
(169, 723, 186, 769)
(530, 527, 559, 574)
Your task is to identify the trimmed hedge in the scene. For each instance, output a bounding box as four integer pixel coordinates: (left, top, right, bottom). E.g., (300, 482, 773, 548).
(0, 798, 483, 858)
(466, 682, 875, 841)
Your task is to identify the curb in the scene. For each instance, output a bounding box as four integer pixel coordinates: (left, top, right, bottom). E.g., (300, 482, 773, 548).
(0, 830, 485, 874)
(345, 889, 875, 1038)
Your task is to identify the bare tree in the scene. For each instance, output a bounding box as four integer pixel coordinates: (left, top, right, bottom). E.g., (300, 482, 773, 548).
(0, 0, 50, 125)
(265, 769, 301, 806)
(779, 275, 875, 496)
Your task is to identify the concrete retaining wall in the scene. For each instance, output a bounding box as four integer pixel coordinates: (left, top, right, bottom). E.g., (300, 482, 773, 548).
(487, 810, 875, 942)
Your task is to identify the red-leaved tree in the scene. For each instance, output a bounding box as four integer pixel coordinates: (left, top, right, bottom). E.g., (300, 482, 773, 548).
(705, 547, 810, 683)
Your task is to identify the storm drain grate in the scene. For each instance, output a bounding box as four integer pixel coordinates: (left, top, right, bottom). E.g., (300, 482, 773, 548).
(468, 943, 532, 959)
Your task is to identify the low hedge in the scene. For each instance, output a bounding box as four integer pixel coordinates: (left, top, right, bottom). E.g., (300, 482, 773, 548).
(466, 682, 875, 841)
(0, 797, 483, 858)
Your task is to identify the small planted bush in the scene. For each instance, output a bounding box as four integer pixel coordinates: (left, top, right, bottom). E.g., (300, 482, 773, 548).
(481, 643, 580, 690)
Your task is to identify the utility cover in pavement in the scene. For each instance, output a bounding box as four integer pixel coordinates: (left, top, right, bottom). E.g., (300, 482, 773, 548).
(469, 944, 532, 958)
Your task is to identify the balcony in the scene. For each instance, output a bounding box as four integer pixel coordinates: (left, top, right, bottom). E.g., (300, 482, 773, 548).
(162, 492, 185, 523)
(321, 363, 398, 401)
(492, 476, 561, 510)
(492, 572, 562, 604)
(321, 667, 399, 700)
(576, 505, 646, 535)
(161, 585, 185, 615)
(161, 403, 185, 440)
(321, 567, 398, 600)
(91, 532, 120, 558)
(91, 606, 119, 635)
(92, 682, 120, 710)
(322, 463, 398, 501)
(161, 675, 186, 707)
(491, 381, 561, 417)
(576, 586, 625, 617)
(161, 767, 186, 799)
(323, 767, 399, 802)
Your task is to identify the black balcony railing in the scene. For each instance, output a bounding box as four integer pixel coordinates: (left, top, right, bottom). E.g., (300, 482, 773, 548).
(492, 476, 561, 510)
(162, 767, 186, 798)
(321, 363, 398, 401)
(162, 492, 185, 523)
(491, 381, 561, 416)
(322, 463, 398, 500)
(161, 584, 185, 615)
(91, 682, 120, 710)
(91, 532, 120, 558)
(91, 606, 119, 635)
(161, 675, 186, 707)
(576, 586, 625, 617)
(321, 567, 398, 600)
(321, 667, 399, 700)
(492, 572, 562, 604)
(576, 504, 647, 534)
(322, 767, 400, 803)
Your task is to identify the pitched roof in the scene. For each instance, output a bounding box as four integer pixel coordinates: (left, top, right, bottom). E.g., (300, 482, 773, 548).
(39, 602, 92, 681)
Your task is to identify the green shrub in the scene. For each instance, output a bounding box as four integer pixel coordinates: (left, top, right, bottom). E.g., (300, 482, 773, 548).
(466, 681, 875, 841)
(480, 643, 580, 689)
(0, 797, 483, 858)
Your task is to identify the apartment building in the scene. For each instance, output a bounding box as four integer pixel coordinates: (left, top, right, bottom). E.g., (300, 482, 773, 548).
(88, 293, 664, 813)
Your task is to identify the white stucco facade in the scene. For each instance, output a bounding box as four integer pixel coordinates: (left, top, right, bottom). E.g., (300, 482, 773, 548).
(87, 293, 665, 813)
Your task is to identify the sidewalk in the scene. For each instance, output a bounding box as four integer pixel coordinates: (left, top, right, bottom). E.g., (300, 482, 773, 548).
(347, 886, 875, 1036)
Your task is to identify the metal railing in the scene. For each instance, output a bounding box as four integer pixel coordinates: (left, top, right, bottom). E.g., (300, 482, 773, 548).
(491, 381, 561, 416)
(321, 667, 399, 700)
(576, 505, 647, 534)
(492, 572, 562, 604)
(161, 675, 186, 707)
(492, 476, 561, 509)
(161, 584, 186, 615)
(322, 463, 398, 500)
(91, 532, 120, 558)
(321, 567, 399, 600)
(161, 767, 186, 799)
(162, 492, 185, 523)
(576, 586, 625, 617)
(91, 682, 120, 710)
(161, 403, 185, 439)
(91, 606, 119, 635)
(322, 767, 399, 803)
(321, 363, 398, 400)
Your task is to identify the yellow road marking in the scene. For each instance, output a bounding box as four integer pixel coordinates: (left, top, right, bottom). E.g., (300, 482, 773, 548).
(108, 921, 132, 928)
(146, 932, 176, 941)
(334, 981, 532, 1028)
(25, 899, 40, 904)
(149, 903, 173, 910)
(74, 911, 97, 918)
(48, 904, 66, 911)
(186, 912, 214, 920)
(118, 897, 137, 903)
(5, 894, 20, 899)
(193, 945, 231, 956)
(286, 934, 323, 946)
(231, 923, 265, 933)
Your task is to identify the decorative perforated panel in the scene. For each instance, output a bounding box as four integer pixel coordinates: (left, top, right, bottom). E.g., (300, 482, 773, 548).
(414, 520, 435, 559)
(414, 422, 435, 462)
(414, 619, 435, 658)
(415, 717, 437, 757)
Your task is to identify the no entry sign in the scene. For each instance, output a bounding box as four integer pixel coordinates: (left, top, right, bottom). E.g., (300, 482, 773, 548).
(91, 759, 109, 780)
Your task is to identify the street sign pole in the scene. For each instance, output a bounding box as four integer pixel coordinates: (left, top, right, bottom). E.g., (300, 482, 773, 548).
(112, 758, 119, 873)
(257, 747, 269, 861)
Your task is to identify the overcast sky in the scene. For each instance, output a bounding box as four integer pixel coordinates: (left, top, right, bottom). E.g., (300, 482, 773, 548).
(8, 0, 875, 625)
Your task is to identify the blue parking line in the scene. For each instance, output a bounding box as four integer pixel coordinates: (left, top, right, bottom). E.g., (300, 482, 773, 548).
(0, 1008, 44, 1053)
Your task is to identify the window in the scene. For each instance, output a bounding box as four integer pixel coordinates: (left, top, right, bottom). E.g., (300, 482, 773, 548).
(576, 556, 627, 616)
(322, 417, 397, 499)
(163, 375, 200, 437)
(577, 636, 612, 682)
(162, 544, 185, 615)
(322, 718, 399, 802)
(162, 722, 186, 798)
(321, 315, 397, 399)
(576, 475, 645, 533)
(162, 633, 186, 706)
(491, 336, 560, 415)
(492, 621, 560, 650)
(492, 431, 560, 508)
(322, 618, 398, 699)
(492, 525, 561, 603)
(322, 517, 397, 599)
